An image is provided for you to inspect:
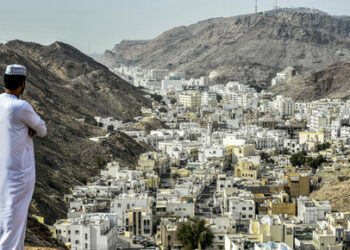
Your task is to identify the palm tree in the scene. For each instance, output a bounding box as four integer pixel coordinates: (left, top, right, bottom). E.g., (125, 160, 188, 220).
(176, 217, 214, 250)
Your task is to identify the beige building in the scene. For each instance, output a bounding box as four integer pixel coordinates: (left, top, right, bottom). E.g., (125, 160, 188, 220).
(299, 132, 329, 151)
(179, 91, 202, 108)
(312, 229, 342, 250)
(137, 152, 169, 175)
(124, 208, 152, 238)
(232, 145, 256, 164)
(235, 160, 259, 180)
(249, 215, 294, 248)
(267, 192, 296, 216)
(283, 173, 310, 198)
(160, 218, 182, 250)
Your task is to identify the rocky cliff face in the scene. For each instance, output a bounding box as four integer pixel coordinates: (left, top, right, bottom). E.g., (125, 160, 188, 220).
(99, 9, 350, 88)
(270, 60, 350, 101)
(0, 40, 152, 243)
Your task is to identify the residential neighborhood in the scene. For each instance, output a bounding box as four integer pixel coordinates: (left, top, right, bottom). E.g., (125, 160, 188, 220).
(53, 67, 350, 250)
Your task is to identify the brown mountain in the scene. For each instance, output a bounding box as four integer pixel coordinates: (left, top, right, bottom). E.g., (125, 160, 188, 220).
(99, 9, 350, 88)
(0, 40, 152, 245)
(270, 60, 350, 101)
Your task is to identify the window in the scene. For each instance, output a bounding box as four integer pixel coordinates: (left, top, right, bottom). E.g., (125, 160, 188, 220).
(75, 240, 79, 244)
(68, 230, 71, 235)
(249, 207, 253, 210)
(249, 215, 253, 218)
(219, 236, 224, 240)
(118, 203, 121, 208)
(85, 243, 88, 249)
(242, 215, 246, 218)
(232, 207, 236, 210)
(85, 233, 88, 240)
(242, 207, 246, 210)
(127, 204, 130, 209)
(75, 230, 79, 235)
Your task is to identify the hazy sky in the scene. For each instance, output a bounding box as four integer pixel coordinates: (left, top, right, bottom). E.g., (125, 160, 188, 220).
(0, 0, 349, 53)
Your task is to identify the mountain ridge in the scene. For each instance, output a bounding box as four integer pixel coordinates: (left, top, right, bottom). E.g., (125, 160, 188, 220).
(99, 9, 350, 88)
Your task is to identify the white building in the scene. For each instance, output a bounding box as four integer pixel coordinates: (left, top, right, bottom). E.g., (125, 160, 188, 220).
(94, 117, 123, 130)
(202, 91, 217, 106)
(150, 69, 169, 80)
(254, 242, 292, 250)
(161, 79, 183, 91)
(55, 214, 118, 250)
(271, 67, 296, 86)
(225, 197, 255, 220)
(297, 197, 331, 224)
(275, 96, 295, 116)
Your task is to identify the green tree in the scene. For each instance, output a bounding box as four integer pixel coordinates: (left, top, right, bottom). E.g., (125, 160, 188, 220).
(316, 142, 331, 152)
(306, 155, 326, 169)
(290, 151, 307, 167)
(259, 152, 270, 161)
(170, 98, 177, 104)
(96, 156, 107, 169)
(216, 94, 223, 103)
(151, 94, 163, 103)
(279, 148, 290, 155)
(171, 172, 181, 181)
(159, 107, 168, 113)
(177, 217, 214, 250)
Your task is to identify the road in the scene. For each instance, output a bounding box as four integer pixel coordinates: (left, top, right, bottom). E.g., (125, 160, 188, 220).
(195, 180, 217, 218)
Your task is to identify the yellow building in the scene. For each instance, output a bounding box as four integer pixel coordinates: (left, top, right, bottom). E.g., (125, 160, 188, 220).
(170, 167, 191, 178)
(137, 152, 169, 174)
(225, 145, 235, 166)
(235, 160, 259, 180)
(188, 147, 199, 161)
(250, 215, 294, 248)
(232, 145, 256, 164)
(299, 132, 329, 151)
(145, 175, 160, 189)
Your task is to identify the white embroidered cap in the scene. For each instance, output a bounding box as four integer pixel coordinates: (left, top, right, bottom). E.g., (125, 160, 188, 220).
(5, 64, 26, 76)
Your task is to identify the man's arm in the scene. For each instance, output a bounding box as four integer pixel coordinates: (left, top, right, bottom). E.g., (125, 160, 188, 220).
(20, 103, 47, 137)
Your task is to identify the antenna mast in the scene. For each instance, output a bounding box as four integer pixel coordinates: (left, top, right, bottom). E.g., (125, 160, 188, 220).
(255, 0, 258, 14)
(274, 0, 278, 14)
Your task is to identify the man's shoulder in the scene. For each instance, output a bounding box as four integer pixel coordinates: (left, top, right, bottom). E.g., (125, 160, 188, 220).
(0, 94, 33, 110)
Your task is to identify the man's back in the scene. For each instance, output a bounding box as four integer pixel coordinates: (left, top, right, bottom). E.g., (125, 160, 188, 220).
(0, 92, 46, 249)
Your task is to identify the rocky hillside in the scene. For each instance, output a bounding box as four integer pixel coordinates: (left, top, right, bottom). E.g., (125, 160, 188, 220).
(0, 40, 152, 243)
(125, 118, 168, 134)
(270, 60, 350, 101)
(311, 163, 350, 212)
(99, 9, 350, 88)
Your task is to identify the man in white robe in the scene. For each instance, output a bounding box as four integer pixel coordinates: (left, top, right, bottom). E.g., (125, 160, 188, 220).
(0, 64, 47, 250)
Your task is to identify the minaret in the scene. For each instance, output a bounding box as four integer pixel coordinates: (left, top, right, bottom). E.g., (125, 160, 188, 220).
(206, 121, 213, 147)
